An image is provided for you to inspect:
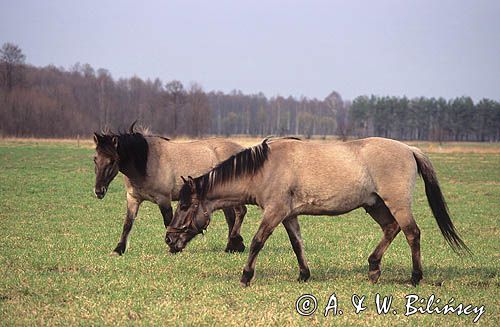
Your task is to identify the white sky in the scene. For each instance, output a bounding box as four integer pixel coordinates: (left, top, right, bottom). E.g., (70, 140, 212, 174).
(1, 0, 499, 101)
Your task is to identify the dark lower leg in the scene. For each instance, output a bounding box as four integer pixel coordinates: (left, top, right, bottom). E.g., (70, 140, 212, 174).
(403, 224, 422, 286)
(223, 207, 245, 253)
(113, 217, 133, 254)
(231, 206, 246, 239)
(283, 216, 310, 282)
(368, 221, 401, 283)
(112, 198, 140, 256)
(160, 205, 173, 229)
(240, 221, 276, 286)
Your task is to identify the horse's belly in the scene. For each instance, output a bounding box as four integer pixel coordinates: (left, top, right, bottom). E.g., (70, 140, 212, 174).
(292, 179, 376, 216)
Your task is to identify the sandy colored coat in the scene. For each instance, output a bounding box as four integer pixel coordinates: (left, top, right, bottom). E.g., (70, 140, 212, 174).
(126, 137, 245, 204)
(167, 137, 467, 286)
(93, 133, 247, 255)
(208, 138, 416, 216)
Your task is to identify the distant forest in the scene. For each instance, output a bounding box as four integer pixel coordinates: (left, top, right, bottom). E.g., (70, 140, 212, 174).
(1, 43, 499, 141)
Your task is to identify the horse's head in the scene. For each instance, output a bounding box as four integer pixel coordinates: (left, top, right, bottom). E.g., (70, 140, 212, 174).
(93, 132, 120, 199)
(166, 176, 212, 253)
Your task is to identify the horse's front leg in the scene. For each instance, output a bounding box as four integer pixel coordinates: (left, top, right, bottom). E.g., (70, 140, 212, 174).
(158, 198, 174, 247)
(223, 206, 247, 253)
(240, 209, 283, 287)
(158, 200, 173, 229)
(111, 194, 141, 256)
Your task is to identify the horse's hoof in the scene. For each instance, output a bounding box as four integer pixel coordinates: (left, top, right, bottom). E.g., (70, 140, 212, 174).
(411, 280, 420, 287)
(368, 270, 381, 284)
(225, 236, 245, 253)
(109, 251, 121, 257)
(225, 244, 245, 253)
(411, 271, 423, 286)
(240, 269, 254, 287)
(112, 243, 126, 256)
(298, 269, 311, 282)
(240, 281, 251, 287)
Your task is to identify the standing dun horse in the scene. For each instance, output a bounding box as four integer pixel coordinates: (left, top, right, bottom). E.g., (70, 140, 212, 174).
(166, 137, 469, 286)
(93, 123, 247, 255)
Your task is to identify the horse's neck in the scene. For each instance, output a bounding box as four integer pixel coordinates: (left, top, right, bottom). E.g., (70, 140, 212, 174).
(119, 137, 155, 181)
(119, 160, 139, 180)
(205, 178, 255, 211)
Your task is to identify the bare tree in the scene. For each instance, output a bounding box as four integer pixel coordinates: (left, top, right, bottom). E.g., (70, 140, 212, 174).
(187, 83, 210, 137)
(165, 80, 186, 136)
(97, 68, 113, 129)
(0, 43, 26, 90)
(336, 99, 351, 141)
(324, 90, 343, 137)
(0, 56, 498, 141)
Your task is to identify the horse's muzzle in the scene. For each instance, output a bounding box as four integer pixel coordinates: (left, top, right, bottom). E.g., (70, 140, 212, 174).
(165, 234, 185, 253)
(94, 187, 107, 199)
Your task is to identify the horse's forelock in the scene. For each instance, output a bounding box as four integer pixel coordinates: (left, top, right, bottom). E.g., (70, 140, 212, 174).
(95, 135, 118, 157)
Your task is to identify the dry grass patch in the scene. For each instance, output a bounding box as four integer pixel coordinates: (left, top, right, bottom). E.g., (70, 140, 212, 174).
(3, 136, 499, 153)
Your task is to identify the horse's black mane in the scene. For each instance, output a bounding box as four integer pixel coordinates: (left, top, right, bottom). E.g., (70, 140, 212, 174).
(179, 139, 271, 203)
(95, 122, 169, 177)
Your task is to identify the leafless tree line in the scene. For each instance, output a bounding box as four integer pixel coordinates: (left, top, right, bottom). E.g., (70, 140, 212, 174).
(1, 43, 499, 141)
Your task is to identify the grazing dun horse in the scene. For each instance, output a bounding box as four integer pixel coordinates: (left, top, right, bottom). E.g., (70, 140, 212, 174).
(93, 125, 247, 255)
(166, 137, 469, 286)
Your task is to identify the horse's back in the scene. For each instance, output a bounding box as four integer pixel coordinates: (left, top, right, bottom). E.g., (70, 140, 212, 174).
(145, 137, 244, 200)
(262, 139, 373, 213)
(261, 138, 418, 213)
(196, 138, 244, 161)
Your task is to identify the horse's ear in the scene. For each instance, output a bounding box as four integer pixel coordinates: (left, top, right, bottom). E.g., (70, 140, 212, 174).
(181, 176, 188, 183)
(129, 120, 137, 134)
(93, 133, 100, 145)
(187, 176, 196, 193)
(111, 136, 118, 148)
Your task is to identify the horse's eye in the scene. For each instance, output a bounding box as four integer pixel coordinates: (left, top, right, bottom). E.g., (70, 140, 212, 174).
(93, 157, 97, 163)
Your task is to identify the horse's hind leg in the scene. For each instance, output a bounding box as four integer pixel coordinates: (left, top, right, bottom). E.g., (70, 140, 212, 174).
(112, 195, 141, 256)
(385, 202, 423, 286)
(223, 206, 246, 253)
(366, 201, 401, 283)
(283, 215, 310, 282)
(402, 216, 422, 286)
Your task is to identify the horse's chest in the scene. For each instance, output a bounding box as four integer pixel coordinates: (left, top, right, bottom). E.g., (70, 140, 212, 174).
(129, 185, 163, 204)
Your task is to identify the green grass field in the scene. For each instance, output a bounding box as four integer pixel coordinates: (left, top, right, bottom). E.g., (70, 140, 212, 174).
(0, 139, 499, 325)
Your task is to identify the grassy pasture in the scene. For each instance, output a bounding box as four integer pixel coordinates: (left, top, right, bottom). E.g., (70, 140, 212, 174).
(0, 138, 499, 326)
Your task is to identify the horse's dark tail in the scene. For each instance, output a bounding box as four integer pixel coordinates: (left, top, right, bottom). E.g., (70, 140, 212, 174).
(411, 147, 471, 254)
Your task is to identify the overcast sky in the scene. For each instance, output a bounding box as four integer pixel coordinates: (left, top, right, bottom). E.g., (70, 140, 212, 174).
(1, 0, 499, 101)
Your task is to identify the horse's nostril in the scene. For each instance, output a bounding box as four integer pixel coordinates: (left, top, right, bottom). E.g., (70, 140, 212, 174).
(94, 187, 107, 199)
(165, 235, 172, 245)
